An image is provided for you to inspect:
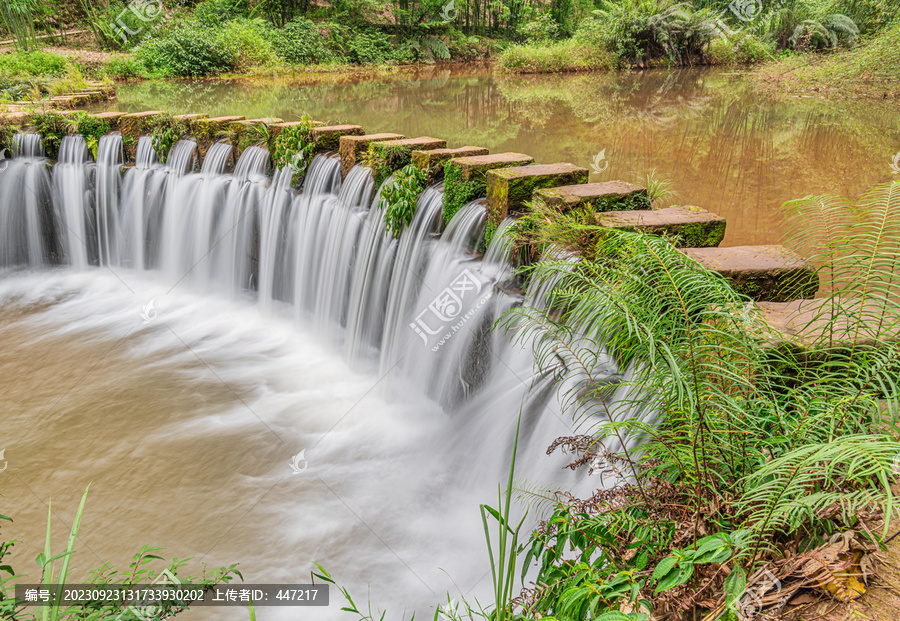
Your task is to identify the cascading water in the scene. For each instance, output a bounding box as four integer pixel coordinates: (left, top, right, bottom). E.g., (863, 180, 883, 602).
(0, 134, 645, 619)
(1, 134, 55, 268)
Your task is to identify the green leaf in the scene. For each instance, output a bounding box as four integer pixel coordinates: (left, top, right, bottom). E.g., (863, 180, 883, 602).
(723, 567, 747, 606)
(650, 556, 677, 582)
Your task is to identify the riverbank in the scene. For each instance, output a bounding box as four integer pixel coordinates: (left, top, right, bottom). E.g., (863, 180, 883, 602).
(750, 22, 900, 99)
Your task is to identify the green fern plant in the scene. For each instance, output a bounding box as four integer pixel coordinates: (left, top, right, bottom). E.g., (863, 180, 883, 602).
(790, 14, 859, 50)
(500, 180, 900, 619)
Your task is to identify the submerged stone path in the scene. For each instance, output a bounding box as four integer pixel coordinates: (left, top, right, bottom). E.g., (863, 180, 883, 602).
(0, 109, 847, 350)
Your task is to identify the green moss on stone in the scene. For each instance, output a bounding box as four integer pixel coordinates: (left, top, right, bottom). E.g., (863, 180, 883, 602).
(594, 192, 652, 212)
(443, 161, 486, 227)
(362, 143, 415, 188)
(678, 221, 726, 248)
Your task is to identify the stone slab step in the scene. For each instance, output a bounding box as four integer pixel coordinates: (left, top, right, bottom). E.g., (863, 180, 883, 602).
(449, 152, 534, 181)
(412, 146, 490, 180)
(486, 163, 589, 224)
(173, 113, 208, 121)
(535, 180, 650, 212)
(339, 133, 405, 178)
(597, 205, 726, 247)
(371, 136, 447, 152)
(681, 245, 819, 302)
(757, 298, 900, 356)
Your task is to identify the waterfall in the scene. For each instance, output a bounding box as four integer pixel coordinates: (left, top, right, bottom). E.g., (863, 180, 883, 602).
(0, 134, 54, 268)
(0, 136, 647, 496)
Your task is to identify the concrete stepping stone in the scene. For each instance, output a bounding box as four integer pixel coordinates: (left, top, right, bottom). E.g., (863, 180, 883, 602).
(486, 163, 589, 224)
(681, 245, 819, 302)
(597, 205, 726, 247)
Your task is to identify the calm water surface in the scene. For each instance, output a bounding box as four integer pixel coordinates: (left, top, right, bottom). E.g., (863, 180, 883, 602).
(104, 65, 900, 246)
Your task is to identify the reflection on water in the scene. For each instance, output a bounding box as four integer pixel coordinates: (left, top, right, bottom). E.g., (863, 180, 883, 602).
(103, 65, 900, 246)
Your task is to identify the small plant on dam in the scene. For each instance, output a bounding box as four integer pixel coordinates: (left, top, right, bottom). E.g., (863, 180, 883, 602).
(378, 163, 427, 238)
(145, 112, 188, 164)
(270, 116, 318, 187)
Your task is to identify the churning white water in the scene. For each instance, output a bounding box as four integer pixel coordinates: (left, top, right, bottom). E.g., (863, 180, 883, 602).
(0, 133, 641, 619)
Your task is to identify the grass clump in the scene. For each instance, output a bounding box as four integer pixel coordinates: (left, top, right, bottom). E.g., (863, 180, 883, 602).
(754, 21, 900, 95)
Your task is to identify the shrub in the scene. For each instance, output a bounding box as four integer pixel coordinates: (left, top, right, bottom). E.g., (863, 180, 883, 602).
(270, 16, 334, 65)
(516, 11, 561, 42)
(708, 31, 773, 64)
(193, 0, 254, 24)
(497, 37, 614, 73)
(790, 13, 860, 50)
(346, 28, 403, 64)
(136, 21, 237, 77)
(589, 0, 719, 65)
(223, 17, 280, 69)
(29, 110, 70, 159)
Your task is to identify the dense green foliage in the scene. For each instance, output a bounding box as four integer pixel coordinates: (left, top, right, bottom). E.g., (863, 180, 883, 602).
(0, 0, 896, 80)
